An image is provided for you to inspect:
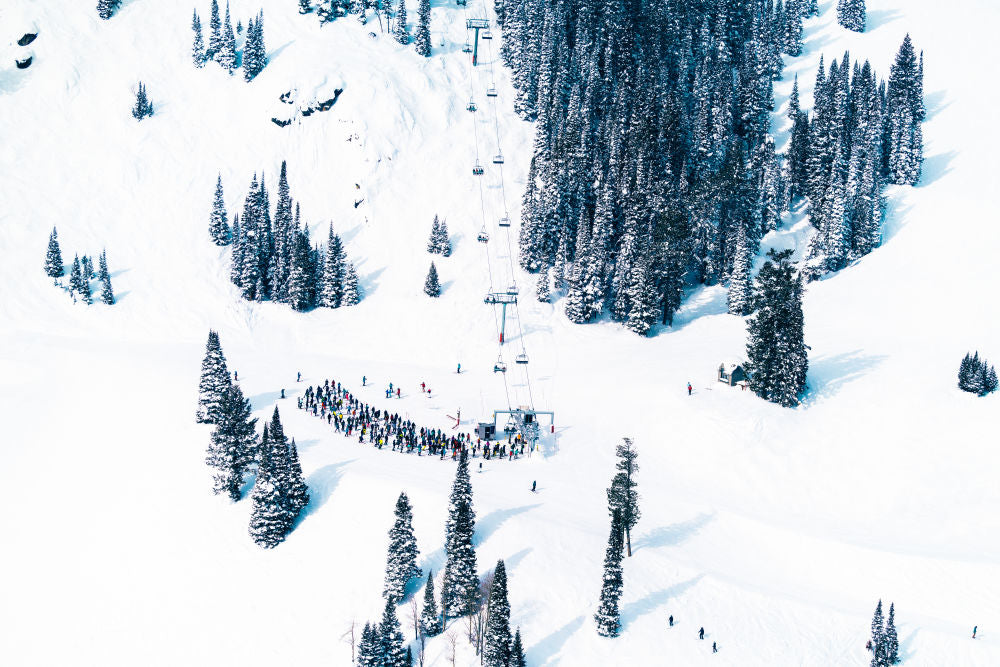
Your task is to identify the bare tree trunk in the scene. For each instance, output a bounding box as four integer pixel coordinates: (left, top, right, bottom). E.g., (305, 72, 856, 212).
(409, 597, 420, 641)
(447, 631, 458, 667)
(626, 525, 632, 557)
(418, 634, 426, 667)
(340, 619, 357, 663)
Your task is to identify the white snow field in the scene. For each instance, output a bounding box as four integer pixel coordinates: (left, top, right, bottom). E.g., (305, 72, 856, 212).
(1, 0, 998, 664)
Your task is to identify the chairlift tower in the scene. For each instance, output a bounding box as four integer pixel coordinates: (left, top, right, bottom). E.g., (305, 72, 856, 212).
(484, 290, 517, 344)
(466, 18, 490, 66)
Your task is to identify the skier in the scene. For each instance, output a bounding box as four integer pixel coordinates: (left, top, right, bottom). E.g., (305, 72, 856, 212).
(687, 382, 692, 395)
(297, 371, 301, 382)
(973, 626, 977, 639)
(668, 615, 673, 627)
(362, 376, 366, 386)
(457, 362, 461, 374)
(712, 642, 717, 653)
(531, 480, 536, 493)
(396, 388, 401, 399)
(421, 382, 426, 393)
(699, 627, 704, 640)
(280, 389, 285, 399)
(234, 370, 238, 381)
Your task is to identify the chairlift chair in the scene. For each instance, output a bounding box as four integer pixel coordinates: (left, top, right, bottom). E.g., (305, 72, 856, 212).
(492, 154, 505, 164)
(486, 87, 498, 98)
(462, 41, 472, 53)
(494, 359, 507, 373)
(515, 352, 529, 365)
(504, 417, 517, 433)
(498, 216, 511, 227)
(472, 164, 485, 176)
(477, 229, 490, 243)
(482, 29, 494, 39)
(467, 99, 477, 112)
(506, 284, 519, 295)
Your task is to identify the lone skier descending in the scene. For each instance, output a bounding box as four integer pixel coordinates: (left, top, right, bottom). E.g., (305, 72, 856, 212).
(699, 627, 704, 640)
(688, 382, 692, 396)
(362, 376, 366, 386)
(457, 362, 461, 374)
(531, 480, 536, 493)
(712, 642, 717, 653)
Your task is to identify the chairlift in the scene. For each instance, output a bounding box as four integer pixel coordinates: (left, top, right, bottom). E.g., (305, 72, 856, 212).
(492, 154, 505, 164)
(498, 216, 511, 228)
(467, 99, 477, 112)
(477, 229, 490, 243)
(462, 41, 472, 53)
(493, 358, 507, 373)
(506, 283, 519, 295)
(515, 352, 529, 365)
(472, 164, 484, 176)
(503, 417, 517, 433)
(482, 29, 494, 40)
(486, 87, 498, 98)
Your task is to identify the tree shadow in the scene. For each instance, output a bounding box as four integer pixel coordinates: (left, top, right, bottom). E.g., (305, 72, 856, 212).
(802, 350, 889, 404)
(900, 628, 919, 663)
(504, 547, 533, 572)
(359, 263, 385, 298)
(923, 90, 951, 121)
(528, 615, 585, 665)
(918, 151, 958, 188)
(249, 390, 283, 408)
(632, 513, 715, 553)
(475, 504, 541, 545)
(620, 575, 704, 631)
(866, 8, 903, 31)
(299, 459, 355, 520)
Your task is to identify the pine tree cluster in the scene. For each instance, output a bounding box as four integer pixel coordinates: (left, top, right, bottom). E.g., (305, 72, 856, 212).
(796, 40, 923, 278)
(869, 600, 900, 666)
(248, 407, 310, 548)
(206, 382, 258, 500)
(44, 228, 115, 305)
(504, 0, 798, 334)
(958, 352, 998, 396)
(356, 600, 409, 667)
(131, 82, 154, 121)
(193, 1, 266, 78)
(226, 162, 362, 311)
(836, 0, 865, 33)
(745, 249, 807, 407)
(606, 438, 640, 558)
(97, 0, 122, 21)
(426, 215, 451, 256)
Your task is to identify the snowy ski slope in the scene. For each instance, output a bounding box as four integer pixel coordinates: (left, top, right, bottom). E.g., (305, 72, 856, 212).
(1, 0, 998, 665)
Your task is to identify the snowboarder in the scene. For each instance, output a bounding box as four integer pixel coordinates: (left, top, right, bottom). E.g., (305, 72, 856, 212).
(687, 382, 692, 395)
(712, 642, 717, 653)
(297, 372, 301, 382)
(973, 626, 977, 639)
(699, 627, 704, 640)
(669, 615, 673, 627)
(531, 480, 536, 492)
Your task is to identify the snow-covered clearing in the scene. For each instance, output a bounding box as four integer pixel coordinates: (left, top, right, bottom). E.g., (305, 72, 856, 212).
(1, 0, 997, 665)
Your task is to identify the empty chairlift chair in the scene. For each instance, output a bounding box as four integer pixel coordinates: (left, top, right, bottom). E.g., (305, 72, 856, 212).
(506, 283, 519, 295)
(486, 87, 498, 98)
(493, 154, 505, 164)
(473, 164, 485, 176)
(482, 29, 494, 40)
(515, 352, 529, 365)
(462, 41, 472, 53)
(498, 216, 511, 228)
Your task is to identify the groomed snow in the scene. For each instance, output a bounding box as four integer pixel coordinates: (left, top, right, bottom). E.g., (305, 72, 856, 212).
(1, 0, 997, 665)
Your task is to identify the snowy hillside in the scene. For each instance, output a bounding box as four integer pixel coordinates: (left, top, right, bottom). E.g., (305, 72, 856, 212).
(2, 0, 998, 665)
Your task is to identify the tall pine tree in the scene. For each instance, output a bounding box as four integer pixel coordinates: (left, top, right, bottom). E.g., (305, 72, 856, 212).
(383, 491, 422, 602)
(420, 570, 442, 637)
(594, 510, 624, 637)
(206, 383, 258, 500)
(45, 227, 64, 279)
(606, 438, 640, 557)
(442, 449, 479, 617)
(209, 174, 231, 245)
(414, 0, 431, 57)
(98, 250, 115, 305)
(483, 560, 513, 667)
(196, 330, 231, 423)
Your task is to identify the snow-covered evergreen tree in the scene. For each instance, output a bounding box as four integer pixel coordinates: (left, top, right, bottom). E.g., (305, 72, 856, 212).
(45, 227, 64, 279)
(727, 226, 753, 315)
(420, 570, 442, 637)
(342, 263, 361, 306)
(535, 264, 550, 302)
(196, 330, 231, 423)
(271, 407, 310, 518)
(393, 0, 409, 44)
(414, 0, 431, 57)
(242, 11, 267, 82)
(746, 249, 808, 407)
(96, 0, 121, 21)
(192, 9, 206, 67)
(607, 438, 640, 557)
(886, 35, 924, 185)
(885, 602, 899, 665)
(207, 0, 222, 58)
(316, 0, 337, 24)
(424, 262, 441, 297)
(248, 424, 287, 548)
(483, 560, 512, 667)
(383, 491, 422, 602)
(206, 383, 257, 500)
(298, 0, 313, 14)
(131, 82, 154, 120)
(870, 599, 886, 667)
(320, 225, 345, 308)
(209, 174, 231, 245)
(377, 597, 408, 667)
(836, 0, 865, 33)
(357, 622, 380, 666)
(511, 628, 526, 667)
(594, 509, 624, 637)
(436, 219, 451, 256)
(68, 254, 85, 300)
(217, 2, 237, 74)
(442, 450, 478, 617)
(98, 250, 115, 305)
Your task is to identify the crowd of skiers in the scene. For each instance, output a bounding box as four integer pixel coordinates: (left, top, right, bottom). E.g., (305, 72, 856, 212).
(295, 376, 532, 461)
